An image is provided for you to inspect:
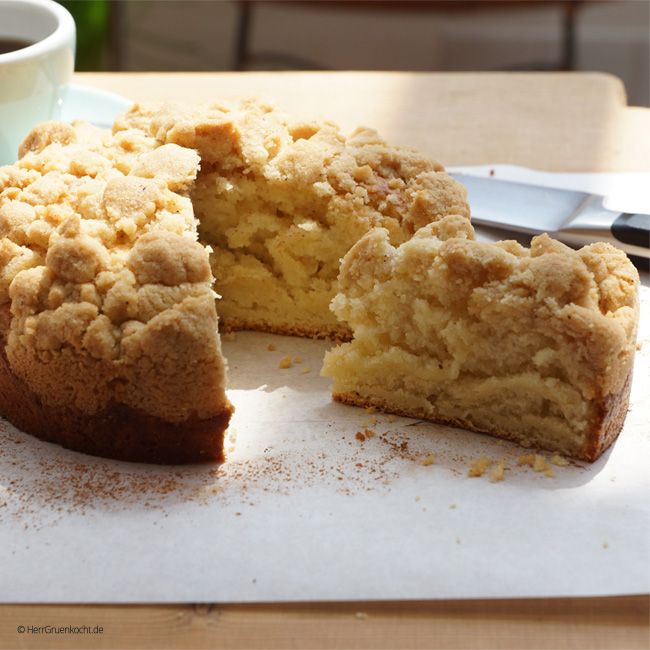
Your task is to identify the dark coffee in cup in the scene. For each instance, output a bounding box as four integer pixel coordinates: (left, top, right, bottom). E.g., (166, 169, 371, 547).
(0, 38, 34, 55)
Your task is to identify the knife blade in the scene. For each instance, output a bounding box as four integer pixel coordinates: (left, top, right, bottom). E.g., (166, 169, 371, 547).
(449, 172, 649, 260)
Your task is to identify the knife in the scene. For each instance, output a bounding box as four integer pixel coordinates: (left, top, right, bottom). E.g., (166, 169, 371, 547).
(449, 173, 649, 260)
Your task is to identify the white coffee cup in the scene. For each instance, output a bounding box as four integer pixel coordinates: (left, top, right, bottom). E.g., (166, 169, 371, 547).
(0, 0, 76, 166)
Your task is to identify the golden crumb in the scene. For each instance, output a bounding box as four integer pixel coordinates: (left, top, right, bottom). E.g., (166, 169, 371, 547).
(301, 367, 311, 374)
(551, 454, 569, 466)
(361, 421, 368, 427)
(518, 454, 535, 467)
(456, 537, 461, 544)
(223, 331, 236, 341)
(387, 414, 396, 422)
(415, 496, 421, 502)
(468, 456, 491, 477)
(370, 415, 377, 425)
(293, 356, 302, 363)
(603, 542, 609, 549)
(520, 453, 556, 477)
(365, 406, 376, 415)
(422, 454, 436, 466)
(278, 356, 292, 369)
(267, 344, 276, 351)
(450, 504, 456, 509)
(533, 455, 548, 472)
(364, 429, 376, 438)
(355, 431, 366, 442)
(489, 459, 506, 483)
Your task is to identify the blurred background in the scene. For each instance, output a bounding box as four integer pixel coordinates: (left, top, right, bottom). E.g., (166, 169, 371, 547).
(61, 0, 649, 107)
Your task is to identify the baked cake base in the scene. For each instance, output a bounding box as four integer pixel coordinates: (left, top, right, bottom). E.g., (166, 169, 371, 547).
(331, 369, 632, 462)
(0, 306, 233, 465)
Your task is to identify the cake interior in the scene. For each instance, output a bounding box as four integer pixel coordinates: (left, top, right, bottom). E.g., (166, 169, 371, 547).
(111, 100, 470, 340)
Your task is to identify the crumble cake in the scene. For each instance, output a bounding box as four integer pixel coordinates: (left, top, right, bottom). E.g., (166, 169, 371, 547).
(320, 217, 639, 461)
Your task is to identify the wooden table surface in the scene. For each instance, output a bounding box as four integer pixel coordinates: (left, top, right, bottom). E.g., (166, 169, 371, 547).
(1, 71, 648, 650)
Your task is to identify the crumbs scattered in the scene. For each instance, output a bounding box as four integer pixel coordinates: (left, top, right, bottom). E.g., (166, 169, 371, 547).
(468, 456, 492, 478)
(464, 452, 572, 482)
(422, 454, 436, 466)
(278, 356, 292, 369)
(519, 454, 556, 478)
(488, 459, 506, 483)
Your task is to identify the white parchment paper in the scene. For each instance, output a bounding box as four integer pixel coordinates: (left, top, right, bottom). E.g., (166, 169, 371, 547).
(1, 168, 648, 603)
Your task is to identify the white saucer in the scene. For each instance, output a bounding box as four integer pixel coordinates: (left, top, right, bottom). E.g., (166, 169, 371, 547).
(61, 83, 132, 129)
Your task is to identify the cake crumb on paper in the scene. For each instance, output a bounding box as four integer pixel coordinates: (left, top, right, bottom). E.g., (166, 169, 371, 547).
(489, 459, 506, 483)
(518, 453, 556, 477)
(468, 456, 491, 477)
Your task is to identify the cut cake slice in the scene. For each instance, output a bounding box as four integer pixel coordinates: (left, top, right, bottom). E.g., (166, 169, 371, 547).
(321, 216, 639, 461)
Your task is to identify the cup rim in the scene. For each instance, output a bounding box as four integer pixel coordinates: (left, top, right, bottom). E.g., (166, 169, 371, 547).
(0, 0, 75, 65)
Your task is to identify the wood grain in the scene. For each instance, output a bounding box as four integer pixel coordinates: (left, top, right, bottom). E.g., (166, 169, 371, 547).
(76, 71, 650, 173)
(1, 596, 648, 649)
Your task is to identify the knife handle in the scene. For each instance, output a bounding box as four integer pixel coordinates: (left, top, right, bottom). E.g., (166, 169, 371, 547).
(611, 213, 650, 250)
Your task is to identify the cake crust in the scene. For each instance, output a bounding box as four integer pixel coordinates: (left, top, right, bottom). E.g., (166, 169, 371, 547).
(0, 304, 232, 463)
